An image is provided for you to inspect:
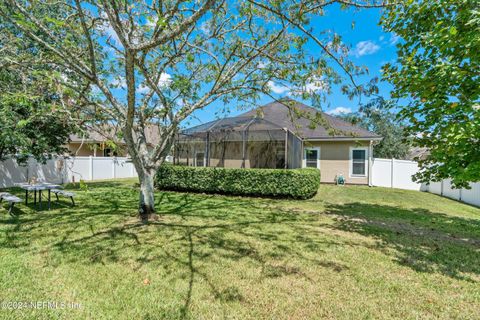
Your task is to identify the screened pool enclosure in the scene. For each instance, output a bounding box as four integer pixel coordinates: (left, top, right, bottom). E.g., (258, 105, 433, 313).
(173, 116, 303, 169)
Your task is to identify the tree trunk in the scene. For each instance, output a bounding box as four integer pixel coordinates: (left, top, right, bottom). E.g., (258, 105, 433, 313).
(138, 171, 156, 222)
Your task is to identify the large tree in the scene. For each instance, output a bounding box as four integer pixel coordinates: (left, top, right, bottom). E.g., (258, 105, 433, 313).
(381, 0, 480, 188)
(339, 97, 411, 159)
(0, 24, 79, 163)
(0, 0, 384, 220)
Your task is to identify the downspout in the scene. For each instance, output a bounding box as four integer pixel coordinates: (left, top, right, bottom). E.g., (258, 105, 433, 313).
(368, 140, 373, 187)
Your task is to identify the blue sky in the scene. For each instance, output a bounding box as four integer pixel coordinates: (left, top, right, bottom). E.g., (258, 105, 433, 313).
(189, 5, 400, 126)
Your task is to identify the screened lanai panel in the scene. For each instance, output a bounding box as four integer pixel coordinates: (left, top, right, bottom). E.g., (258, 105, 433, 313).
(174, 133, 206, 166)
(245, 128, 283, 168)
(287, 131, 302, 169)
(208, 130, 244, 168)
(174, 115, 303, 169)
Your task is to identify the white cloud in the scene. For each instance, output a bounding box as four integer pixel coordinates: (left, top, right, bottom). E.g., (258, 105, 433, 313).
(389, 33, 400, 45)
(326, 107, 352, 116)
(137, 72, 172, 94)
(158, 72, 172, 86)
(304, 77, 329, 93)
(268, 81, 290, 94)
(352, 40, 380, 57)
(137, 84, 150, 94)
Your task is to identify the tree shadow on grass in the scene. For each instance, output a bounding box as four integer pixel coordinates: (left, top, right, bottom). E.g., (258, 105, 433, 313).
(0, 181, 350, 319)
(325, 202, 480, 282)
(3, 181, 479, 318)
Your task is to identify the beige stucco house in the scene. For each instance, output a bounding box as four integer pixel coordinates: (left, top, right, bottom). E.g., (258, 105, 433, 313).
(174, 99, 382, 185)
(68, 129, 127, 157)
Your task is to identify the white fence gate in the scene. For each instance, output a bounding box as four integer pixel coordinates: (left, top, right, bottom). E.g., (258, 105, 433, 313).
(0, 156, 137, 188)
(372, 158, 480, 207)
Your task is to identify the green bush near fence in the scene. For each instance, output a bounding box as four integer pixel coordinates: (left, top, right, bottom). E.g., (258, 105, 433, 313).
(155, 165, 320, 199)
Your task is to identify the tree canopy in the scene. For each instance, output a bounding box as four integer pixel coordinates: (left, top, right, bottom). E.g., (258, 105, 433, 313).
(381, 0, 480, 188)
(0, 26, 79, 163)
(339, 97, 410, 159)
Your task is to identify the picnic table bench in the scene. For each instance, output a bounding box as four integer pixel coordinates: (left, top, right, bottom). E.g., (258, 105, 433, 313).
(51, 189, 76, 206)
(0, 192, 22, 214)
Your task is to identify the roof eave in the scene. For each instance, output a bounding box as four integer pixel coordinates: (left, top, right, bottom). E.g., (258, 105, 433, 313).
(304, 136, 383, 141)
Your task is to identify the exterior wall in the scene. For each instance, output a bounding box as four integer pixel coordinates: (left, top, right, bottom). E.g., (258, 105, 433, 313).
(67, 143, 127, 157)
(67, 143, 96, 157)
(304, 140, 370, 185)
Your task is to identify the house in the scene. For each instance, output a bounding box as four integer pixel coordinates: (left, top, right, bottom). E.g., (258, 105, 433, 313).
(68, 130, 127, 157)
(173, 99, 382, 185)
(67, 125, 160, 157)
(405, 146, 429, 161)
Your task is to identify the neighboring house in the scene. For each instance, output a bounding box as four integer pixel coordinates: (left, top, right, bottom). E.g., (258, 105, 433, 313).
(405, 146, 429, 161)
(68, 125, 160, 157)
(68, 132, 126, 157)
(174, 99, 382, 185)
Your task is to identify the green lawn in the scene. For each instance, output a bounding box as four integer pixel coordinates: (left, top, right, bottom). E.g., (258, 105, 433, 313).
(0, 180, 479, 319)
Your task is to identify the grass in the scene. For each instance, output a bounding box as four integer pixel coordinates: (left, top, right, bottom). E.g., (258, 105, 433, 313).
(0, 179, 479, 319)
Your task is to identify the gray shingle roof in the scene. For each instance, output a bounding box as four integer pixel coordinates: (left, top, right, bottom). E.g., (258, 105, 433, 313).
(239, 99, 381, 140)
(186, 99, 381, 140)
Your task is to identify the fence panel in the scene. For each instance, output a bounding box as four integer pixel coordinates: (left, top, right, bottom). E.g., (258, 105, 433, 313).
(372, 158, 422, 191)
(91, 158, 113, 180)
(28, 158, 64, 184)
(371, 157, 478, 207)
(0, 158, 28, 188)
(442, 179, 461, 200)
(371, 158, 392, 188)
(428, 181, 442, 195)
(114, 158, 136, 178)
(392, 160, 422, 191)
(462, 183, 480, 207)
(67, 157, 90, 182)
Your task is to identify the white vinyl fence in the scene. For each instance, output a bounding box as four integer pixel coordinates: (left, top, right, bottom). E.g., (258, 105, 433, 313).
(372, 158, 480, 207)
(1, 156, 478, 207)
(0, 156, 137, 188)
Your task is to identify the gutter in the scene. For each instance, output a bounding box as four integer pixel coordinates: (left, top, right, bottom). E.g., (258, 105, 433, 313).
(304, 137, 383, 142)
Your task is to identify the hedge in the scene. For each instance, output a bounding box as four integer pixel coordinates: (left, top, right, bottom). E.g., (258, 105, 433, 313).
(155, 165, 320, 199)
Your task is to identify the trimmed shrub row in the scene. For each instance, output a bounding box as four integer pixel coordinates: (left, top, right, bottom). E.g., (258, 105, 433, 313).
(155, 165, 320, 199)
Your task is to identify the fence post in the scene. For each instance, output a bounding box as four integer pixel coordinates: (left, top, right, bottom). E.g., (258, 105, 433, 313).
(112, 157, 116, 179)
(391, 158, 395, 188)
(89, 156, 93, 181)
(440, 179, 444, 196)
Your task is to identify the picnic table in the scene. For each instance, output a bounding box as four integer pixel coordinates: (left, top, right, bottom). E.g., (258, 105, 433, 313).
(15, 182, 62, 210)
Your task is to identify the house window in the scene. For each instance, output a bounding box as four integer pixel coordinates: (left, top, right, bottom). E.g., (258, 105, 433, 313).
(303, 147, 320, 169)
(195, 152, 205, 167)
(350, 148, 367, 177)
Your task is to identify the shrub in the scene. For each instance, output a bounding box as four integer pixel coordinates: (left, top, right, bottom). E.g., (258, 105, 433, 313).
(155, 165, 320, 199)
